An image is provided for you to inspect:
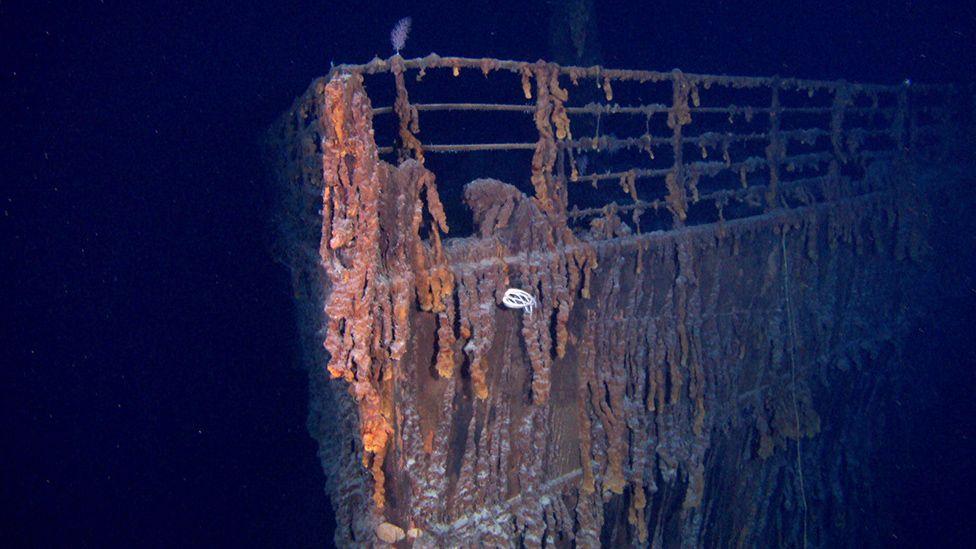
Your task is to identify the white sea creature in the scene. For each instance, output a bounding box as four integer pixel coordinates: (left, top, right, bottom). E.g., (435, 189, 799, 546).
(390, 17, 411, 55)
(502, 288, 537, 316)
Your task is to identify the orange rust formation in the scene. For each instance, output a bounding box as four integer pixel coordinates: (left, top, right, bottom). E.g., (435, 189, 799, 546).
(528, 61, 572, 215)
(391, 57, 425, 165)
(317, 73, 453, 509)
(271, 56, 964, 546)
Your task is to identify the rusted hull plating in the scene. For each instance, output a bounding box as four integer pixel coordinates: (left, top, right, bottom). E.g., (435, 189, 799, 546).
(270, 57, 958, 546)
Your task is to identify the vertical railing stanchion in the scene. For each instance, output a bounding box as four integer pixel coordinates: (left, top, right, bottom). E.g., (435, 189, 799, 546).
(666, 70, 692, 227)
(391, 56, 424, 165)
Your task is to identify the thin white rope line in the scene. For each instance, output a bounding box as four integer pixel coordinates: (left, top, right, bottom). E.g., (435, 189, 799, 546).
(782, 232, 809, 549)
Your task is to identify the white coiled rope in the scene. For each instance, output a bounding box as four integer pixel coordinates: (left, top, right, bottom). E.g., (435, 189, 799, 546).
(501, 288, 537, 316)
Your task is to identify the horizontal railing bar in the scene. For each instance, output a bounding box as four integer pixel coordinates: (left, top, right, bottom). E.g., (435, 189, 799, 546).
(696, 175, 830, 204)
(572, 151, 835, 185)
(565, 128, 834, 151)
(565, 135, 671, 148)
(372, 103, 536, 115)
(331, 54, 911, 94)
(568, 174, 835, 220)
(374, 144, 880, 175)
(376, 126, 895, 156)
(377, 142, 538, 154)
(574, 167, 672, 183)
(371, 102, 895, 117)
(568, 146, 896, 221)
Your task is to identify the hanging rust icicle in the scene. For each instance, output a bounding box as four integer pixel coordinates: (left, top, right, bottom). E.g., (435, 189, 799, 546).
(319, 73, 392, 510)
(392, 56, 425, 164)
(529, 61, 572, 217)
(317, 71, 452, 510)
(666, 70, 695, 225)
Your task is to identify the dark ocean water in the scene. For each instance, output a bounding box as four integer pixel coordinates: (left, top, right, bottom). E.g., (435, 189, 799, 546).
(4, 1, 974, 546)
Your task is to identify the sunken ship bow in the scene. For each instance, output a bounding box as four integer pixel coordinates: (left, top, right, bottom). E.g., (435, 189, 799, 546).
(270, 55, 971, 546)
